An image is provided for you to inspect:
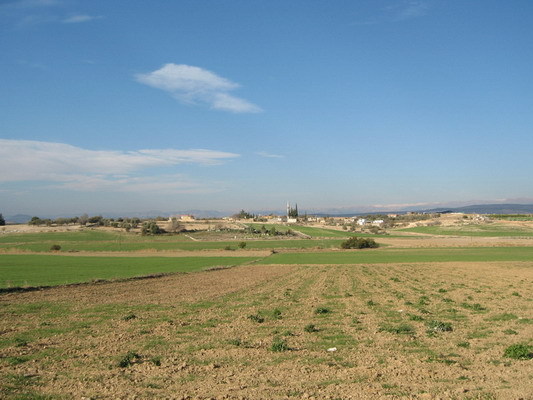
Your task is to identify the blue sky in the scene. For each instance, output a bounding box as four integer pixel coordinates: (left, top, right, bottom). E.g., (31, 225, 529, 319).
(1, 0, 533, 216)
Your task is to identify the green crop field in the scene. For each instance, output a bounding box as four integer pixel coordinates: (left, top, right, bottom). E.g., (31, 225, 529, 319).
(397, 224, 533, 237)
(257, 246, 533, 265)
(0, 237, 343, 252)
(0, 255, 258, 288)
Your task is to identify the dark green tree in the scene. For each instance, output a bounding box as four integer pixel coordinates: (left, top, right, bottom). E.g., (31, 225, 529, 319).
(0, 213, 5, 226)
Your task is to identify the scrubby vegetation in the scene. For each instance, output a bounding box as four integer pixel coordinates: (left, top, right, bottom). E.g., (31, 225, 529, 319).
(340, 237, 379, 249)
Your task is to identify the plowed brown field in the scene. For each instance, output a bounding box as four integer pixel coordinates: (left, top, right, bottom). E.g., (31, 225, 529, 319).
(1, 261, 532, 399)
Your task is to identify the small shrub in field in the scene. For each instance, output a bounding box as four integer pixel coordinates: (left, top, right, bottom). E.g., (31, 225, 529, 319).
(248, 313, 264, 323)
(224, 245, 234, 251)
(340, 237, 379, 249)
(503, 329, 518, 335)
(408, 314, 424, 321)
(150, 356, 162, 366)
(123, 313, 137, 321)
(315, 307, 331, 314)
(503, 344, 533, 360)
(426, 320, 453, 332)
(271, 337, 289, 352)
(304, 324, 318, 333)
(457, 341, 470, 348)
(238, 241, 247, 249)
(118, 351, 142, 368)
(271, 308, 283, 319)
(366, 300, 377, 306)
(50, 244, 61, 251)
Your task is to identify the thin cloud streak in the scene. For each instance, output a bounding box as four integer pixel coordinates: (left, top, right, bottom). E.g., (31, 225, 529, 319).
(0, 139, 239, 193)
(62, 14, 101, 23)
(136, 63, 262, 113)
(256, 151, 284, 159)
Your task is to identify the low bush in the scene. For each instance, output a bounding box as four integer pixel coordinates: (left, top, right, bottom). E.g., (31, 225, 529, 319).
(340, 237, 379, 249)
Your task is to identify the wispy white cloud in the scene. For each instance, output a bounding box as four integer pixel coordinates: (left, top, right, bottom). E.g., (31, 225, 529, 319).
(353, 0, 431, 25)
(62, 14, 101, 24)
(0, 139, 239, 193)
(135, 64, 262, 113)
(256, 151, 284, 159)
(387, 0, 430, 21)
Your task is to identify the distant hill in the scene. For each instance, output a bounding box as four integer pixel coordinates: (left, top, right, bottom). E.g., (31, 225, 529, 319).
(422, 204, 533, 215)
(5, 214, 33, 224)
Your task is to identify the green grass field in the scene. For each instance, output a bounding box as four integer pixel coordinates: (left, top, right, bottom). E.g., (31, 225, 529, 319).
(0, 255, 258, 288)
(397, 224, 533, 237)
(257, 246, 533, 265)
(0, 238, 343, 252)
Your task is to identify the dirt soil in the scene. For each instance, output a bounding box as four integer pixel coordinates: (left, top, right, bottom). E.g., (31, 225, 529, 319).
(1, 262, 532, 399)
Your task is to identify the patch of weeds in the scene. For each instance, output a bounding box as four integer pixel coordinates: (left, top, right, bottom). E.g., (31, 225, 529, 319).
(366, 300, 377, 306)
(150, 356, 162, 366)
(511, 291, 521, 297)
(247, 313, 264, 323)
(461, 302, 487, 312)
(122, 312, 137, 321)
(438, 288, 447, 293)
(7, 355, 32, 365)
(503, 329, 518, 335)
(287, 390, 304, 397)
(408, 314, 424, 321)
(467, 329, 492, 339)
(426, 320, 453, 333)
(14, 337, 29, 347)
(417, 296, 430, 306)
(315, 306, 331, 314)
(404, 301, 413, 306)
(270, 337, 290, 352)
(146, 382, 163, 389)
(117, 351, 142, 368)
(503, 344, 533, 360)
(457, 341, 470, 348)
(517, 318, 532, 324)
(427, 355, 457, 365)
(271, 308, 283, 320)
(418, 308, 431, 314)
(442, 297, 454, 303)
(390, 277, 400, 282)
(227, 338, 242, 346)
(488, 313, 517, 321)
(457, 375, 470, 381)
(379, 323, 415, 335)
(304, 324, 319, 333)
(282, 330, 295, 337)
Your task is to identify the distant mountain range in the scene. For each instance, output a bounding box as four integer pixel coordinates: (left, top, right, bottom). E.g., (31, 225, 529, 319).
(5, 204, 533, 223)
(421, 203, 533, 215)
